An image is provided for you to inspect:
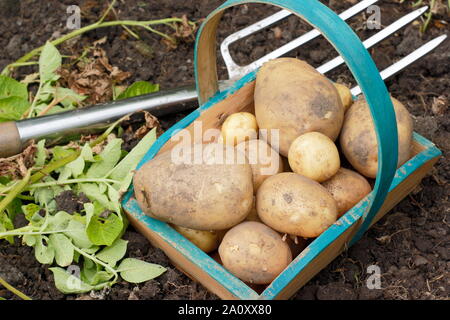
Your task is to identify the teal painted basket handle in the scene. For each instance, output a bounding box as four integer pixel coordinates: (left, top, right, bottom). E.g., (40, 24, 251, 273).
(194, 0, 399, 244)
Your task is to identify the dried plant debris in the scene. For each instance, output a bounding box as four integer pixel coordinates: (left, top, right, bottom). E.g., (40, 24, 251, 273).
(0, 143, 37, 180)
(59, 38, 131, 105)
(121, 111, 162, 152)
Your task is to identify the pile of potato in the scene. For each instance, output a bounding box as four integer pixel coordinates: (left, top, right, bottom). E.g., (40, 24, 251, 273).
(133, 57, 413, 285)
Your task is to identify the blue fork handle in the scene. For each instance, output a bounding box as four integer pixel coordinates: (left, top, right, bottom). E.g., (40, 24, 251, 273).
(194, 0, 399, 243)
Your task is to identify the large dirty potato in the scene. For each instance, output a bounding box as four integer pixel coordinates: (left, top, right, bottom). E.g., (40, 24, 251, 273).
(322, 168, 372, 217)
(254, 58, 344, 156)
(218, 221, 292, 284)
(236, 139, 284, 191)
(340, 96, 413, 178)
(133, 143, 253, 230)
(257, 172, 338, 238)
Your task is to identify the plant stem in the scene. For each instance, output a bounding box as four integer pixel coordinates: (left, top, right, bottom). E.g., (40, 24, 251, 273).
(0, 276, 32, 300)
(27, 178, 120, 190)
(0, 170, 30, 216)
(24, 81, 43, 119)
(30, 151, 80, 184)
(2, 18, 186, 75)
(73, 246, 119, 283)
(0, 228, 75, 238)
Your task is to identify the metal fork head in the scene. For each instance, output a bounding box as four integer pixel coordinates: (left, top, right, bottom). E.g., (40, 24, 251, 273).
(219, 0, 436, 83)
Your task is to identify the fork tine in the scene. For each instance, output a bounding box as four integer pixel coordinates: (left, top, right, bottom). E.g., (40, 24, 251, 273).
(351, 34, 448, 96)
(316, 6, 429, 74)
(221, 0, 380, 79)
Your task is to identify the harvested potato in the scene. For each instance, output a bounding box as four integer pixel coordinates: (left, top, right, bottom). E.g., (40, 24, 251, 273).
(218, 221, 292, 284)
(257, 172, 338, 238)
(334, 83, 353, 111)
(322, 168, 372, 217)
(236, 139, 284, 191)
(221, 112, 258, 146)
(340, 96, 413, 178)
(288, 132, 340, 182)
(133, 143, 253, 230)
(255, 58, 344, 156)
(172, 225, 225, 253)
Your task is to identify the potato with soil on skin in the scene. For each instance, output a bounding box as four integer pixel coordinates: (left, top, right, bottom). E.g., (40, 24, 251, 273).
(322, 168, 372, 217)
(288, 131, 340, 182)
(133, 143, 253, 230)
(333, 82, 353, 111)
(172, 225, 225, 253)
(218, 221, 292, 284)
(236, 139, 284, 191)
(255, 57, 344, 157)
(221, 112, 258, 146)
(257, 172, 338, 238)
(340, 96, 413, 178)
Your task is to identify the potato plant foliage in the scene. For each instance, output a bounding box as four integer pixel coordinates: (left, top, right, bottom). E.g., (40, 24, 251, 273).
(0, 42, 165, 295)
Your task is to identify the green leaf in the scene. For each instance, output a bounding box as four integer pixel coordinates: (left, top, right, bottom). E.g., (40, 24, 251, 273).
(51, 87, 86, 108)
(35, 140, 47, 167)
(64, 219, 93, 249)
(0, 75, 28, 100)
(86, 213, 123, 246)
(52, 146, 77, 162)
(107, 185, 121, 214)
(39, 42, 62, 83)
(117, 258, 166, 283)
(81, 259, 114, 286)
(79, 183, 111, 211)
(23, 234, 38, 246)
(22, 203, 42, 222)
(47, 211, 72, 230)
(116, 81, 159, 100)
(80, 143, 94, 162)
(34, 236, 55, 265)
(50, 267, 94, 294)
(64, 155, 85, 178)
(83, 202, 94, 225)
(0, 96, 30, 122)
(96, 239, 128, 267)
(86, 138, 122, 178)
(109, 128, 156, 192)
(49, 233, 74, 267)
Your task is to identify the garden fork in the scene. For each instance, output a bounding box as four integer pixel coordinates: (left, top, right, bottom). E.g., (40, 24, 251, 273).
(0, 0, 447, 157)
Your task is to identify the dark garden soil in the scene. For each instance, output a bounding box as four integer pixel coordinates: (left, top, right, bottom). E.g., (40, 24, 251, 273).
(0, 0, 448, 300)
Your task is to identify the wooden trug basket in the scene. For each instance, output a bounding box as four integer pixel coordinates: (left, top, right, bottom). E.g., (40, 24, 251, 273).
(122, 0, 441, 300)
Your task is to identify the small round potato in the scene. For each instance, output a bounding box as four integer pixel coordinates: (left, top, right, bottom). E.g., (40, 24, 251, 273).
(340, 96, 413, 178)
(221, 112, 258, 146)
(133, 143, 253, 230)
(172, 225, 225, 253)
(236, 139, 284, 191)
(218, 221, 292, 284)
(255, 58, 344, 156)
(334, 83, 353, 112)
(322, 168, 372, 217)
(288, 132, 340, 182)
(257, 172, 338, 238)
